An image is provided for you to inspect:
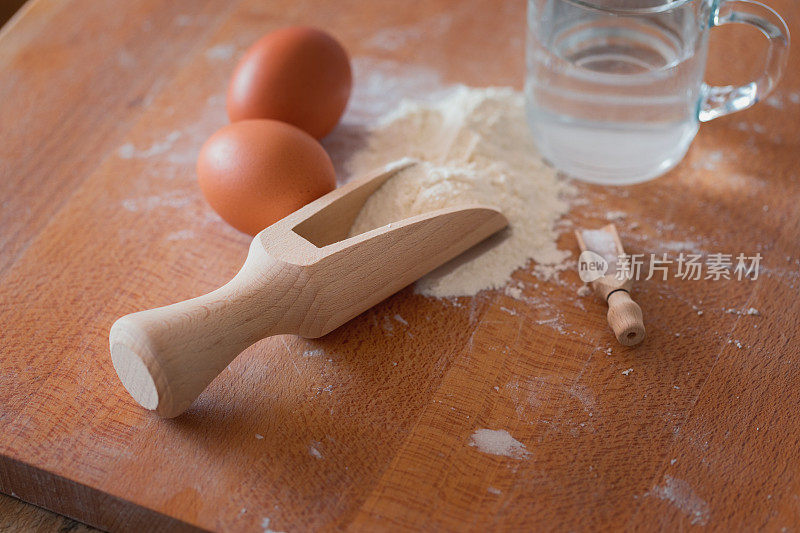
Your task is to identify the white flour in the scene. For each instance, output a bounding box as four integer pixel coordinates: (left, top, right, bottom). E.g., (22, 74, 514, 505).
(648, 475, 710, 526)
(347, 86, 572, 298)
(469, 428, 529, 459)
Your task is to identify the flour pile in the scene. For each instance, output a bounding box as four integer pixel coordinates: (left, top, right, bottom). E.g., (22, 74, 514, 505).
(469, 428, 529, 459)
(346, 86, 572, 298)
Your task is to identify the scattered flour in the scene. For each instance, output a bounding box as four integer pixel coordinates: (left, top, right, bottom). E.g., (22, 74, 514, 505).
(656, 240, 702, 252)
(469, 428, 529, 459)
(175, 14, 193, 27)
(165, 229, 196, 241)
(343, 57, 445, 123)
(577, 285, 592, 297)
(346, 87, 572, 297)
(261, 517, 285, 533)
(309, 442, 323, 460)
(118, 131, 181, 159)
(766, 95, 784, 109)
(205, 43, 236, 61)
(366, 14, 454, 52)
(122, 190, 192, 212)
(648, 475, 710, 526)
(505, 286, 524, 299)
(622, 368, 633, 376)
(725, 307, 760, 316)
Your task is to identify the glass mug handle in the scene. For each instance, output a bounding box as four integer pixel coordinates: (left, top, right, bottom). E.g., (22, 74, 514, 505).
(699, 0, 790, 122)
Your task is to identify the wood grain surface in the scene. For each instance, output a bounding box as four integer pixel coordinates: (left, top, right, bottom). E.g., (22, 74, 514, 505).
(0, 491, 97, 532)
(1, 0, 799, 531)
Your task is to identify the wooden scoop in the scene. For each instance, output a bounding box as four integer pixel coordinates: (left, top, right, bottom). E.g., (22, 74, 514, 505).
(110, 161, 507, 418)
(575, 224, 645, 347)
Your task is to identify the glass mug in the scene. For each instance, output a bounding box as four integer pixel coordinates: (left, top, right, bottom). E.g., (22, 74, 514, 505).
(525, 0, 790, 184)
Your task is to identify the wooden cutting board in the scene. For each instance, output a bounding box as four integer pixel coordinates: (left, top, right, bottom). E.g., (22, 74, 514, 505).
(2, 0, 799, 530)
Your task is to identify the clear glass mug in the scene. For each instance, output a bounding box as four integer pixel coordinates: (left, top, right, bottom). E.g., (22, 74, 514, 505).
(525, 0, 790, 184)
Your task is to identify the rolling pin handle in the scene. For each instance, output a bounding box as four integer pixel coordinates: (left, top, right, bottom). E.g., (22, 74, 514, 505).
(606, 289, 646, 347)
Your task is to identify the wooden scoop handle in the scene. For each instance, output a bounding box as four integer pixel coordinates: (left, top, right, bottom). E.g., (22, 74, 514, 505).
(606, 290, 645, 346)
(109, 241, 289, 418)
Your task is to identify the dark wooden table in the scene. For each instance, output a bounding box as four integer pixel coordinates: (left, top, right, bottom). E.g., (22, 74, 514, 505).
(1, 0, 799, 531)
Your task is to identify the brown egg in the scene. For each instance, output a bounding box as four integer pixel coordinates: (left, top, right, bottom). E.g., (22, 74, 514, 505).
(227, 27, 352, 139)
(197, 120, 336, 235)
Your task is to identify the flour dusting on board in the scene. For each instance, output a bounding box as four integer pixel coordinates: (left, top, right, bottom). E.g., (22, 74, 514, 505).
(648, 475, 710, 526)
(308, 441, 324, 460)
(344, 57, 445, 122)
(118, 131, 181, 160)
(346, 87, 572, 297)
(469, 428, 529, 459)
(261, 517, 285, 533)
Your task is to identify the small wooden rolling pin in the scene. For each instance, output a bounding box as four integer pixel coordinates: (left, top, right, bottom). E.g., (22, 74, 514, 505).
(575, 224, 645, 346)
